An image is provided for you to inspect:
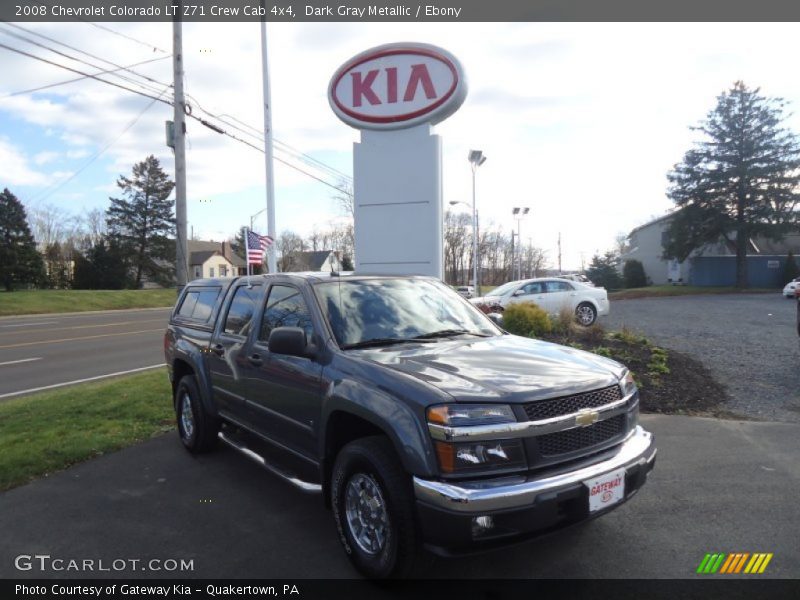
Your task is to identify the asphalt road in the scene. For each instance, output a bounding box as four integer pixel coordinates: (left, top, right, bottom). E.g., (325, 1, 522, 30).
(0, 308, 171, 400)
(1, 414, 798, 579)
(604, 293, 800, 423)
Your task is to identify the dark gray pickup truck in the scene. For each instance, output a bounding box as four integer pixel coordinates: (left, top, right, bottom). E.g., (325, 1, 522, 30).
(164, 273, 656, 578)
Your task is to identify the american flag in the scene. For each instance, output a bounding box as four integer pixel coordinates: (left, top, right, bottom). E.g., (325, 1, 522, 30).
(246, 230, 273, 265)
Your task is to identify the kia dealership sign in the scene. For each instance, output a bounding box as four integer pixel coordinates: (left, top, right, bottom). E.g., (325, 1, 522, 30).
(328, 42, 467, 130)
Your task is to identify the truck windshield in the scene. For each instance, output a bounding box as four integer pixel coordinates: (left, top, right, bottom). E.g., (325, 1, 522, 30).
(314, 278, 499, 349)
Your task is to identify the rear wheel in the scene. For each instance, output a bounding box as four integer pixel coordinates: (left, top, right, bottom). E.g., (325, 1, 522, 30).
(175, 375, 219, 453)
(575, 302, 597, 326)
(331, 436, 418, 579)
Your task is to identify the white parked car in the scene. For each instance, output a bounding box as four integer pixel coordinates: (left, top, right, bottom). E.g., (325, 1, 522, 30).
(783, 277, 800, 298)
(556, 273, 595, 286)
(470, 278, 610, 326)
(455, 285, 475, 299)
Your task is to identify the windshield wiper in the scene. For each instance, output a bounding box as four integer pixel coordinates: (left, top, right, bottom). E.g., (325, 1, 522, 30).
(412, 329, 493, 340)
(340, 337, 436, 350)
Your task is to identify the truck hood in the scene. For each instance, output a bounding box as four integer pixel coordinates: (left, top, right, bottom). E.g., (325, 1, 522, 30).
(351, 334, 624, 403)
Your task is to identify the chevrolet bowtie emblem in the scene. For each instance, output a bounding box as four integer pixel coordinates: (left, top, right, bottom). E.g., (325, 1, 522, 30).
(576, 410, 600, 427)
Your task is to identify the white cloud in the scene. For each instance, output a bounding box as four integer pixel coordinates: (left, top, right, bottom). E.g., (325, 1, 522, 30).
(33, 150, 59, 165)
(0, 138, 51, 186)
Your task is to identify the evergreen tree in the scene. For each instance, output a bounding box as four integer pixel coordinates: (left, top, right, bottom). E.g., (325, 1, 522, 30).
(73, 238, 131, 289)
(664, 82, 800, 288)
(106, 155, 176, 288)
(0, 188, 45, 291)
(586, 251, 623, 290)
(622, 259, 648, 288)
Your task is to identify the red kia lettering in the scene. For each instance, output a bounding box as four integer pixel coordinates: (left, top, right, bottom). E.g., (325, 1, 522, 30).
(350, 64, 438, 107)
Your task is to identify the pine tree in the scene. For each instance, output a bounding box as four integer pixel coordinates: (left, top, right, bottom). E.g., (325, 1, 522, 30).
(0, 188, 45, 291)
(106, 155, 176, 288)
(586, 251, 623, 290)
(664, 82, 800, 288)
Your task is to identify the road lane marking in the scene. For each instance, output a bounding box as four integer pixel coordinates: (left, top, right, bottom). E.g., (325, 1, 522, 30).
(0, 321, 58, 328)
(0, 318, 165, 336)
(0, 328, 164, 350)
(0, 357, 42, 367)
(0, 364, 165, 400)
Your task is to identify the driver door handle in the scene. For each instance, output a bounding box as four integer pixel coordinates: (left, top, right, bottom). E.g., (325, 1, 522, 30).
(211, 344, 225, 357)
(247, 353, 264, 367)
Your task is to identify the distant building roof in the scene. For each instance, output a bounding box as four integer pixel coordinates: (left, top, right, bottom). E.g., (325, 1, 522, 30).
(189, 250, 223, 265)
(188, 239, 245, 268)
(284, 250, 338, 271)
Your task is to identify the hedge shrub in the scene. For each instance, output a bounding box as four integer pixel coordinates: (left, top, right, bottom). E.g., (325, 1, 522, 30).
(502, 302, 552, 338)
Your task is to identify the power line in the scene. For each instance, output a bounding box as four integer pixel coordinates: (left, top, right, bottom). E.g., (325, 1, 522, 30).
(28, 85, 170, 204)
(1, 23, 171, 95)
(0, 42, 172, 105)
(1, 55, 170, 98)
(79, 21, 169, 55)
(2, 32, 352, 195)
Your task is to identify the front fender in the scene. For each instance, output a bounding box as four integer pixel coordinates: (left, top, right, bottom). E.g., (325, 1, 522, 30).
(320, 378, 439, 478)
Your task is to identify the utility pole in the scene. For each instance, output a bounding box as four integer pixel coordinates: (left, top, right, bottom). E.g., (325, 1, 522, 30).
(510, 231, 516, 281)
(173, 1, 188, 291)
(260, 4, 277, 274)
(558, 232, 562, 274)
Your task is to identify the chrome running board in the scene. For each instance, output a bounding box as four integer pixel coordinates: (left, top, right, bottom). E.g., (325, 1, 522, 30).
(217, 431, 322, 494)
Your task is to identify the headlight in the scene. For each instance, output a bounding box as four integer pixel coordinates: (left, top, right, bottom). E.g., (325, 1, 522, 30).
(620, 369, 638, 397)
(427, 404, 515, 427)
(427, 404, 526, 474)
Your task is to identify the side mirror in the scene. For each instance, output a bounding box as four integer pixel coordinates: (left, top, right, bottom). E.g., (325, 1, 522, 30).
(487, 313, 504, 327)
(268, 327, 315, 358)
(512, 289, 525, 296)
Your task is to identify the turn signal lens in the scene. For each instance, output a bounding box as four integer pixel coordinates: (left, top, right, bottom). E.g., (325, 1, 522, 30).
(621, 370, 638, 397)
(434, 439, 526, 474)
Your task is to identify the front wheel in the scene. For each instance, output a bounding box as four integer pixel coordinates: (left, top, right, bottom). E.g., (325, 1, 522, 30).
(331, 436, 418, 578)
(575, 302, 597, 326)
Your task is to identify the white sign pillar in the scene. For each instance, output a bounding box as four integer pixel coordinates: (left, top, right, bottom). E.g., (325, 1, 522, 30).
(328, 42, 467, 279)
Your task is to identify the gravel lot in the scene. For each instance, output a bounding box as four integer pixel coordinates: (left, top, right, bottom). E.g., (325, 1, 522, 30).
(604, 293, 800, 423)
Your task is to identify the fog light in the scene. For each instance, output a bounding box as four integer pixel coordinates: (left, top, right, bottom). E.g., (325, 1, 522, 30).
(471, 515, 495, 537)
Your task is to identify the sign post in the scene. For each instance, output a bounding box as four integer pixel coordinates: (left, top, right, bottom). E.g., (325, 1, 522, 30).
(328, 42, 467, 279)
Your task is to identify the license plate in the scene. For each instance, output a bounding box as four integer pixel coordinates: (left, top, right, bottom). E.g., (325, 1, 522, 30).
(585, 468, 626, 513)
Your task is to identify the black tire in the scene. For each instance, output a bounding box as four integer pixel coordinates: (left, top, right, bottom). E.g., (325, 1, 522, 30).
(175, 375, 219, 453)
(575, 302, 597, 327)
(331, 436, 418, 579)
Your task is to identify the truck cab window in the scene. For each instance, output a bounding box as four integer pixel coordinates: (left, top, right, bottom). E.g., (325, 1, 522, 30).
(223, 284, 262, 336)
(260, 284, 315, 343)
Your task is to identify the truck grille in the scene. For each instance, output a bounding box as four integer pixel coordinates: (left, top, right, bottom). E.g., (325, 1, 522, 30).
(537, 414, 626, 456)
(523, 385, 622, 421)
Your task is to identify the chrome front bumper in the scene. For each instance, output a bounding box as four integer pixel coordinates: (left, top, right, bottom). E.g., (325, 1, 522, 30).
(414, 425, 656, 514)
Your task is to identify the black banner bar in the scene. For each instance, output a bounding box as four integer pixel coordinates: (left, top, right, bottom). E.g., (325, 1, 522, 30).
(3, 0, 800, 23)
(5, 579, 800, 600)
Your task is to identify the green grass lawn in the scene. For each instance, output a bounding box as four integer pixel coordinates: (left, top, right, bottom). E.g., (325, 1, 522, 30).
(0, 289, 177, 316)
(609, 285, 777, 300)
(0, 369, 174, 491)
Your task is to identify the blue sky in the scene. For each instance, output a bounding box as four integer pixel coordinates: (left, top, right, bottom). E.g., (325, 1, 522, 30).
(3, 22, 800, 269)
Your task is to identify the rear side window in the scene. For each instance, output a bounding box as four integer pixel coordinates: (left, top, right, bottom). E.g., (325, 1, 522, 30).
(224, 284, 262, 336)
(177, 287, 221, 323)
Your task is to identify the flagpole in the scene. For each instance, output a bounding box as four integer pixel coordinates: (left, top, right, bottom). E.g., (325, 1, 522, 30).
(245, 227, 252, 285)
(260, 12, 277, 274)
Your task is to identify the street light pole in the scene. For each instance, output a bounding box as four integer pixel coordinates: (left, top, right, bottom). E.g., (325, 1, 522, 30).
(512, 207, 530, 280)
(468, 150, 486, 290)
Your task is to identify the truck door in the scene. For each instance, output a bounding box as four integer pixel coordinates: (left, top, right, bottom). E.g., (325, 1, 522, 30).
(243, 283, 323, 462)
(207, 282, 263, 418)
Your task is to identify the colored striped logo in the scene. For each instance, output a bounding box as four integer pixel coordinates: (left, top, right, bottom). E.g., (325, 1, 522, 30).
(696, 553, 773, 574)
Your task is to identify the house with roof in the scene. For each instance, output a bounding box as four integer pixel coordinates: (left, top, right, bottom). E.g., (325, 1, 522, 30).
(188, 240, 246, 280)
(281, 250, 341, 273)
(622, 213, 800, 286)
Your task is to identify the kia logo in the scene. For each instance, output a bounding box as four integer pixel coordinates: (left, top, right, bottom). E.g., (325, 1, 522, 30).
(329, 42, 467, 130)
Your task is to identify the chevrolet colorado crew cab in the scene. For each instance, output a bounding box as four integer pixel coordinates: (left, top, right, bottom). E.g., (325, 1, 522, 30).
(164, 273, 656, 578)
